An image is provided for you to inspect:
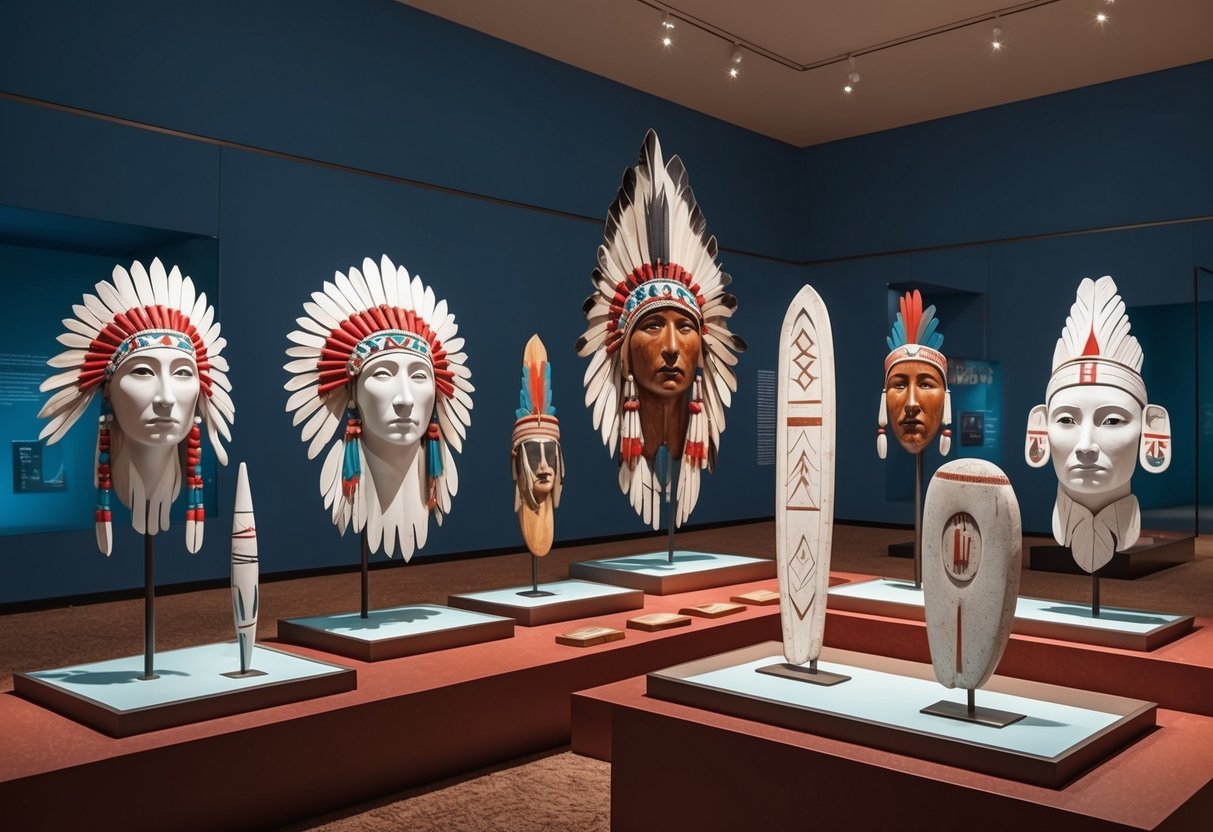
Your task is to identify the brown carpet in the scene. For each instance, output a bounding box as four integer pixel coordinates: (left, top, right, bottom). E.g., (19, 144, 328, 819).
(3, 521, 1211, 831)
(273, 748, 609, 832)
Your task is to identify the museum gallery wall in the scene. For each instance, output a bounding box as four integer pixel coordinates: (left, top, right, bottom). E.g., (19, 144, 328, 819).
(1, 0, 1211, 605)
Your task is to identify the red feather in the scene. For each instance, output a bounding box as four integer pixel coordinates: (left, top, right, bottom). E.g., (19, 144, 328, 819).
(529, 360, 546, 414)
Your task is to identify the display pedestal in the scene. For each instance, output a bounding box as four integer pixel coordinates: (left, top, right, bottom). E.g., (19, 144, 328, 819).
(277, 604, 513, 661)
(646, 642, 1154, 787)
(447, 579, 643, 626)
(13, 643, 354, 737)
(828, 577, 1194, 651)
(569, 551, 774, 595)
(887, 539, 914, 558)
(588, 675, 1213, 831)
(1030, 532, 1195, 578)
(1, 576, 782, 832)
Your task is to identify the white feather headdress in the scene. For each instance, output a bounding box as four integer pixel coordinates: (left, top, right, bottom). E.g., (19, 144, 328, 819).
(1046, 275, 1146, 405)
(284, 254, 473, 559)
(575, 130, 745, 528)
(38, 257, 234, 554)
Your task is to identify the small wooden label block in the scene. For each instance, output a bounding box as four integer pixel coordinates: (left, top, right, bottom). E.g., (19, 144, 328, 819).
(731, 589, 780, 606)
(627, 613, 693, 632)
(555, 626, 625, 647)
(679, 602, 745, 619)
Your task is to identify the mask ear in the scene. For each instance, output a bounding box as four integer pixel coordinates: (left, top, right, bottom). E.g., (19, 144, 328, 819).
(1024, 404, 1049, 468)
(876, 389, 888, 459)
(1139, 404, 1172, 473)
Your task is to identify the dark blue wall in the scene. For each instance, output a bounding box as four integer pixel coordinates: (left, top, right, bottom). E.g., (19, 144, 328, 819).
(0, 0, 800, 603)
(0, 0, 1208, 603)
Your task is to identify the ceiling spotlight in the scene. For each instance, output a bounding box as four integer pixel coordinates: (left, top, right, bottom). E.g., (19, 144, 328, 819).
(1096, 11, 1108, 24)
(844, 55, 859, 93)
(728, 44, 742, 78)
(992, 25, 1003, 50)
(659, 10, 674, 47)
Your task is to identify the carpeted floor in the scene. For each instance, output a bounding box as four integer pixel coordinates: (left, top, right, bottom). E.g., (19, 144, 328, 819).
(3, 521, 1210, 831)
(273, 748, 610, 832)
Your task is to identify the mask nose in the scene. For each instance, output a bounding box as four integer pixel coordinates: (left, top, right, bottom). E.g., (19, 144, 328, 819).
(152, 375, 176, 410)
(661, 324, 680, 365)
(392, 375, 414, 409)
(1075, 421, 1100, 461)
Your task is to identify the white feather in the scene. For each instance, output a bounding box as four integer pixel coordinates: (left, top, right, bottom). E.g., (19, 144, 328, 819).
(129, 260, 155, 308)
(47, 349, 86, 368)
(308, 293, 344, 329)
(348, 265, 375, 310)
(285, 371, 320, 392)
(286, 384, 321, 412)
(62, 316, 99, 339)
(150, 258, 169, 306)
(83, 295, 114, 328)
(179, 277, 197, 326)
(40, 368, 83, 393)
(295, 316, 330, 337)
(287, 330, 325, 349)
(97, 279, 129, 318)
(167, 265, 184, 312)
(363, 257, 388, 307)
(38, 393, 94, 445)
(332, 274, 364, 314)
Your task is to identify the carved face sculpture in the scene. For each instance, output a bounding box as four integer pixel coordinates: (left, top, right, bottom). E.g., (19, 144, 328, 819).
(884, 359, 946, 455)
(1044, 384, 1141, 498)
(108, 347, 201, 447)
(627, 308, 702, 399)
(515, 436, 562, 510)
(355, 353, 436, 446)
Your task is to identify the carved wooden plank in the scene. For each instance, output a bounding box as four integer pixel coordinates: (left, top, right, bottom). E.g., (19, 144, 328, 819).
(775, 285, 835, 666)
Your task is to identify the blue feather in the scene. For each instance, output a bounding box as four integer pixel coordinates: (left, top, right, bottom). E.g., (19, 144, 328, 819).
(516, 365, 532, 419)
(543, 363, 555, 416)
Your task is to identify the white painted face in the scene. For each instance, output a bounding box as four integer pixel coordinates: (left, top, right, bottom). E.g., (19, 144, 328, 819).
(355, 352, 436, 446)
(108, 346, 200, 447)
(1046, 384, 1141, 497)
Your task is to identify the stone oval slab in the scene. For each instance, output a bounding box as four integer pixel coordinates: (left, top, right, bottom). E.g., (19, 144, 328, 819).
(923, 458, 1021, 691)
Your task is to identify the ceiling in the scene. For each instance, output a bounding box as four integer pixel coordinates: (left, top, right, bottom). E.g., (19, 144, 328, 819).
(400, 0, 1213, 147)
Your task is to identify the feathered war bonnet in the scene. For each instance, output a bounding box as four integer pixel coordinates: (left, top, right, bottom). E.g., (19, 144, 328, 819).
(576, 130, 746, 529)
(284, 255, 473, 559)
(38, 258, 234, 555)
(1024, 275, 1171, 474)
(876, 289, 951, 458)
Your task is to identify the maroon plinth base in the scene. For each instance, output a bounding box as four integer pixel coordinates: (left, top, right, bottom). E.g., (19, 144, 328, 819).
(0, 578, 782, 832)
(645, 643, 1155, 788)
(820, 583, 1213, 718)
(598, 678, 1213, 831)
(1031, 532, 1195, 579)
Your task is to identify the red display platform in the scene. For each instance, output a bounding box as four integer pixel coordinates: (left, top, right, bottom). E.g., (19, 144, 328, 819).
(820, 584, 1213, 717)
(0, 579, 781, 832)
(585, 676, 1213, 831)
